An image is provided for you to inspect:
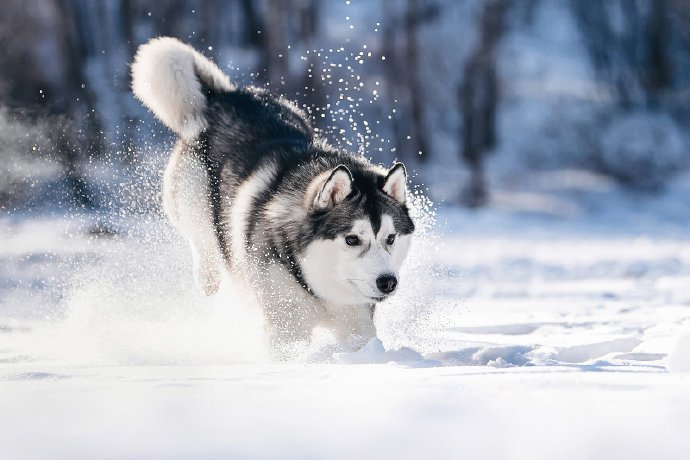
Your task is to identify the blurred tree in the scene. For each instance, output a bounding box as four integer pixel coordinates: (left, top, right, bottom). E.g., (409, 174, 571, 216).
(382, 0, 439, 162)
(570, 0, 674, 109)
(262, 0, 290, 87)
(0, 0, 101, 208)
(240, 0, 326, 127)
(382, 11, 406, 160)
(570, 0, 690, 190)
(240, 0, 264, 48)
(459, 0, 508, 208)
(149, 0, 188, 40)
(297, 0, 326, 128)
(404, 0, 431, 163)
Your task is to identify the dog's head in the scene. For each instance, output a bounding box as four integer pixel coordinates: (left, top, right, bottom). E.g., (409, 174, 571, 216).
(300, 163, 415, 307)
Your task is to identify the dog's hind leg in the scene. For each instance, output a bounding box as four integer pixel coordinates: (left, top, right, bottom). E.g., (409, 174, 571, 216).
(163, 144, 224, 295)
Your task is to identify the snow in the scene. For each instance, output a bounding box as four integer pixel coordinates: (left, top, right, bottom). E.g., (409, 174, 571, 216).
(2, 177, 690, 459)
(669, 326, 690, 372)
(333, 337, 430, 366)
(5, 2, 690, 456)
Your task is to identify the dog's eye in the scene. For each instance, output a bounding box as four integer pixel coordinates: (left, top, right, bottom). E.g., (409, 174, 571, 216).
(345, 235, 361, 246)
(386, 234, 396, 245)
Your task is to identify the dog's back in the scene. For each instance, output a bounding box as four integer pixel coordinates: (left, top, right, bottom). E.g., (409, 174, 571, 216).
(131, 37, 318, 278)
(201, 86, 315, 183)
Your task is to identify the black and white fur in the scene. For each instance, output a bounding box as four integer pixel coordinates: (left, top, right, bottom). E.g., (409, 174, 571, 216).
(131, 37, 415, 352)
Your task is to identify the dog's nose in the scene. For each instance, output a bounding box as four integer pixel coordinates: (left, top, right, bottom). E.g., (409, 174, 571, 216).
(376, 275, 398, 294)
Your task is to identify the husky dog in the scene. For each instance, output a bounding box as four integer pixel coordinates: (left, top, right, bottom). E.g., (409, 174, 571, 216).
(131, 37, 415, 352)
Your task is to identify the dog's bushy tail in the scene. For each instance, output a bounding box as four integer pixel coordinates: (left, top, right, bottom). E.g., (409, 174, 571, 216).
(131, 37, 234, 139)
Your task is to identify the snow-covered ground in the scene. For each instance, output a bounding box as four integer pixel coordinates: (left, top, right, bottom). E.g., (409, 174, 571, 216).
(2, 176, 690, 460)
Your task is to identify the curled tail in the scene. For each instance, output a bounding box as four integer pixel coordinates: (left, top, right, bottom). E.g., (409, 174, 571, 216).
(131, 36, 234, 139)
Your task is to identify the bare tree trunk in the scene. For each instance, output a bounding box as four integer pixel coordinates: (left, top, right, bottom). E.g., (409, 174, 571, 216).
(459, 0, 508, 208)
(571, 0, 674, 111)
(54, 0, 100, 208)
(381, 1, 438, 161)
(299, 0, 326, 127)
(262, 0, 289, 87)
(647, 0, 670, 108)
(151, 0, 187, 37)
(405, 0, 430, 162)
(382, 18, 407, 159)
(53, 117, 94, 208)
(240, 0, 264, 48)
(119, 0, 136, 59)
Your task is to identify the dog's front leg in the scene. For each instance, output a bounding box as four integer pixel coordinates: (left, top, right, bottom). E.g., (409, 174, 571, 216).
(324, 305, 377, 351)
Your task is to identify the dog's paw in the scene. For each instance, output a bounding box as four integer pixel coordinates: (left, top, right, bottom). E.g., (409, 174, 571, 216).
(193, 256, 221, 296)
(196, 273, 220, 296)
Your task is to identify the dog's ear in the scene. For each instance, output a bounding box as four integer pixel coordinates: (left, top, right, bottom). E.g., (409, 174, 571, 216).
(382, 163, 407, 203)
(313, 165, 353, 210)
